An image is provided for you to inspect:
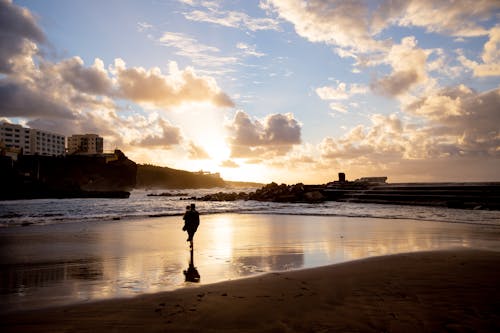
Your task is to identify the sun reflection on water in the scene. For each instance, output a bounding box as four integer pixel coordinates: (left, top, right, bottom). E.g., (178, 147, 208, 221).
(1, 213, 500, 312)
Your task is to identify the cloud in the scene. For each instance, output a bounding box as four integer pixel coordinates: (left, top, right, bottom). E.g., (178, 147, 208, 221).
(406, 85, 500, 157)
(264, 0, 499, 52)
(227, 110, 301, 158)
(316, 82, 368, 100)
(137, 21, 153, 32)
(319, 114, 405, 162)
(320, 84, 500, 171)
(132, 118, 183, 148)
(158, 31, 238, 69)
(181, 1, 280, 31)
(458, 25, 500, 77)
(0, 0, 45, 74)
(220, 159, 239, 168)
(372, 0, 500, 37)
(0, 0, 235, 156)
(114, 59, 235, 108)
(159, 31, 219, 54)
(0, 80, 75, 119)
(53, 57, 113, 95)
(372, 70, 420, 97)
(262, 0, 388, 53)
(188, 141, 211, 159)
(371, 36, 429, 97)
(328, 103, 348, 114)
(236, 42, 265, 57)
(264, 0, 499, 82)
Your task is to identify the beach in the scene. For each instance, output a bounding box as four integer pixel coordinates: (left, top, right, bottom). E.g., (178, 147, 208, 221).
(1, 213, 500, 331)
(2, 249, 500, 332)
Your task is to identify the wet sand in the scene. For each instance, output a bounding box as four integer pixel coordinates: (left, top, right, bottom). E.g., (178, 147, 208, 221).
(1, 213, 500, 313)
(2, 249, 500, 332)
(1, 213, 500, 332)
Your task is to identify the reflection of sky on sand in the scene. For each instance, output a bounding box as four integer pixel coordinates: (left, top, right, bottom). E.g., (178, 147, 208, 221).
(1, 214, 500, 312)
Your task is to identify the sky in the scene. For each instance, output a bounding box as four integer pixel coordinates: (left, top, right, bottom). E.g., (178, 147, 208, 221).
(1, 0, 499, 184)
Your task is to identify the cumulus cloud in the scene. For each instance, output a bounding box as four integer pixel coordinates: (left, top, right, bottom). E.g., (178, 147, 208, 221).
(227, 110, 301, 158)
(263, 0, 499, 53)
(372, 0, 499, 37)
(0, 1, 235, 156)
(458, 25, 500, 77)
(264, 0, 499, 85)
(320, 84, 500, 171)
(114, 59, 234, 108)
(406, 85, 500, 157)
(53, 57, 113, 95)
(0, 80, 75, 119)
(132, 118, 183, 148)
(188, 141, 211, 159)
(262, 0, 388, 53)
(320, 113, 405, 162)
(0, 0, 45, 74)
(371, 36, 429, 97)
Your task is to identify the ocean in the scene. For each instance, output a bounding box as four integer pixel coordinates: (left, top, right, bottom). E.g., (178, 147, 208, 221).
(1, 188, 500, 228)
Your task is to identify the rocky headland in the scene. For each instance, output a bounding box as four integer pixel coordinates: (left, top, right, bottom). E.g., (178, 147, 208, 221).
(0, 150, 136, 200)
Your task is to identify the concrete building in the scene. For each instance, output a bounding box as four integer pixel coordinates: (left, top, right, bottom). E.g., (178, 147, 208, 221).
(0, 122, 65, 156)
(67, 134, 104, 155)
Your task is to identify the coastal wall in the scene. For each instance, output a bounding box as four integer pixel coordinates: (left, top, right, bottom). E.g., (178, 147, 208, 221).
(322, 182, 500, 210)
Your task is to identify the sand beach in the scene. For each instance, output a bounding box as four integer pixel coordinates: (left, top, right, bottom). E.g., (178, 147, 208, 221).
(1, 249, 500, 332)
(1, 213, 500, 332)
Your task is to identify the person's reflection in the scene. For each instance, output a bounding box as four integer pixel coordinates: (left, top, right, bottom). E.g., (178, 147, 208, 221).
(183, 243, 200, 282)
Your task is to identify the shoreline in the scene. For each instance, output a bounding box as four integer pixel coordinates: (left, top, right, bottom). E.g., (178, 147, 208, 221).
(2, 213, 500, 315)
(2, 249, 500, 332)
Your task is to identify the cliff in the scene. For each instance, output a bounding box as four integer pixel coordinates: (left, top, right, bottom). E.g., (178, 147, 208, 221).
(0, 150, 137, 200)
(136, 164, 225, 189)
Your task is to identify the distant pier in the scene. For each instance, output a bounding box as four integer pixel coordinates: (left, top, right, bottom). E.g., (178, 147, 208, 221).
(321, 182, 500, 210)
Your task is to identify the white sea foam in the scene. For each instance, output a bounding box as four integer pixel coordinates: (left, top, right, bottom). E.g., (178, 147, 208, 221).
(1, 188, 499, 227)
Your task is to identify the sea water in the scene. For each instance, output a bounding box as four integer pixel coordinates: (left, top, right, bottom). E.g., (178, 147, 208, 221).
(1, 188, 499, 227)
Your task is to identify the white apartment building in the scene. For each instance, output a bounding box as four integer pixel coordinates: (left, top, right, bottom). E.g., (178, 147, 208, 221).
(67, 134, 104, 155)
(0, 122, 65, 156)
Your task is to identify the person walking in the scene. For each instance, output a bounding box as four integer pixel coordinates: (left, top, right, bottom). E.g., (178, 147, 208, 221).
(183, 203, 200, 248)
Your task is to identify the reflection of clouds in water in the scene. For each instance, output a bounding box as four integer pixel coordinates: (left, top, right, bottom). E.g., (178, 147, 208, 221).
(231, 253, 304, 276)
(2, 214, 500, 312)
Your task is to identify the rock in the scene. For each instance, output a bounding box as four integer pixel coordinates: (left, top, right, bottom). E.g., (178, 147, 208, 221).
(303, 191, 325, 203)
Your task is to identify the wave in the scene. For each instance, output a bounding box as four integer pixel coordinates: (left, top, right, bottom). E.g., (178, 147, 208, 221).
(1, 190, 500, 228)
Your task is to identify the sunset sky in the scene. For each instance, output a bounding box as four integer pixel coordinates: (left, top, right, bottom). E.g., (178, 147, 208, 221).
(2, 0, 499, 184)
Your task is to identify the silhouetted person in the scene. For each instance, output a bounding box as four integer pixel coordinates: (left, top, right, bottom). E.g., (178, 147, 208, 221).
(183, 203, 200, 248)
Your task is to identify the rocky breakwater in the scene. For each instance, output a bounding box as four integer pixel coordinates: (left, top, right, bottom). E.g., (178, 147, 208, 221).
(196, 182, 325, 203)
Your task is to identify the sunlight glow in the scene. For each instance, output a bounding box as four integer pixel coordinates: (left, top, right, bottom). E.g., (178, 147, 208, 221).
(209, 216, 234, 260)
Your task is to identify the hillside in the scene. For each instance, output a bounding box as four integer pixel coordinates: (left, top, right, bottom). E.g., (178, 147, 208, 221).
(136, 164, 226, 189)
